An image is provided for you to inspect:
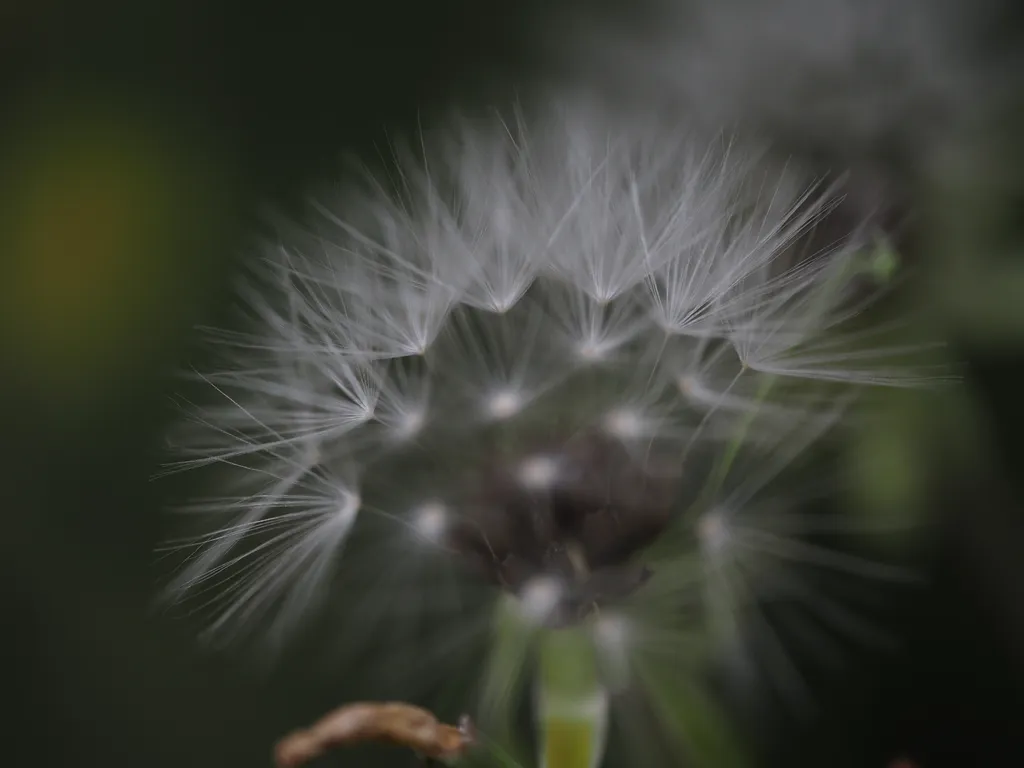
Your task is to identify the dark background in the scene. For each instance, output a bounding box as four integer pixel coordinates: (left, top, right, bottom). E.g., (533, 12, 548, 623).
(2, 2, 1023, 767)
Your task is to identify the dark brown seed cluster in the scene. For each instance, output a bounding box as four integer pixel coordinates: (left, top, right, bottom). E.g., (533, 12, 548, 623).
(446, 432, 682, 626)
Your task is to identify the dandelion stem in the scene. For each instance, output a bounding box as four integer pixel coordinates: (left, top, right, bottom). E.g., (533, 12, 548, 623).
(536, 628, 608, 768)
(481, 595, 537, 758)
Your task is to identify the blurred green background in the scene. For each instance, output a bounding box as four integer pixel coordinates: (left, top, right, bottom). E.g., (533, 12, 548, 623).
(2, 2, 1023, 767)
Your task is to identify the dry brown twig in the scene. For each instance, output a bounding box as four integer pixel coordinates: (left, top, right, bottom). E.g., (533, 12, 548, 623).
(274, 701, 475, 767)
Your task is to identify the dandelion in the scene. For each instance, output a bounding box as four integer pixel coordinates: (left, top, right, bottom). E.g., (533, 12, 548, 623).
(160, 98, 947, 767)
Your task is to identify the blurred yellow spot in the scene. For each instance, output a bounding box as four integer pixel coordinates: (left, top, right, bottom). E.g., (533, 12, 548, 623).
(543, 718, 600, 768)
(1, 101, 227, 406)
(12, 143, 161, 349)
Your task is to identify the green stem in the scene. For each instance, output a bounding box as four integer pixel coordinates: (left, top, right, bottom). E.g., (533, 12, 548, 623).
(536, 628, 608, 768)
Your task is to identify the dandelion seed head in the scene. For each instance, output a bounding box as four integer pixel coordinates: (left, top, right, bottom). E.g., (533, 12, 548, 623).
(697, 508, 732, 559)
(485, 388, 524, 420)
(575, 337, 614, 362)
(323, 490, 362, 536)
(594, 612, 632, 655)
(411, 501, 448, 545)
(603, 407, 649, 440)
(517, 455, 562, 491)
(159, 96, 946, 683)
(517, 576, 565, 625)
(392, 409, 426, 440)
